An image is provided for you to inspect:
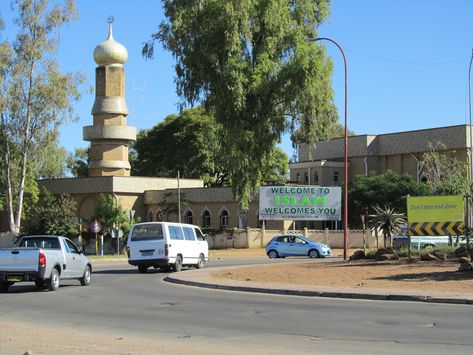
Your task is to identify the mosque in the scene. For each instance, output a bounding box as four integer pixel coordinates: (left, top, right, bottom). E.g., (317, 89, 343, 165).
(38, 21, 473, 234)
(39, 21, 283, 233)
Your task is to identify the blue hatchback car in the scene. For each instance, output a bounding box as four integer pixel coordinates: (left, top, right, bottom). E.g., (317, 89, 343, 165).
(265, 234, 332, 259)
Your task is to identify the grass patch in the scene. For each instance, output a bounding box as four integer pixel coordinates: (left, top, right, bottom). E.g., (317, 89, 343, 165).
(87, 254, 127, 260)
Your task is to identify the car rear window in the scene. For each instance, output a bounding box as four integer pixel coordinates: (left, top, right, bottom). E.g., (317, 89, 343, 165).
(19, 237, 60, 249)
(131, 224, 164, 241)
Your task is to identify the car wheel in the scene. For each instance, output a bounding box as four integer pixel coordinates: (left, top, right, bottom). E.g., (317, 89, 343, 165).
(48, 268, 60, 291)
(138, 265, 148, 273)
(173, 255, 183, 272)
(308, 249, 320, 259)
(0, 281, 12, 293)
(80, 265, 91, 286)
(196, 254, 205, 269)
(268, 249, 279, 259)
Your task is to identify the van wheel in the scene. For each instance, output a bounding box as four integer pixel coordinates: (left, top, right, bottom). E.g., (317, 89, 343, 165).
(48, 268, 60, 291)
(138, 265, 148, 273)
(174, 255, 183, 272)
(196, 254, 205, 269)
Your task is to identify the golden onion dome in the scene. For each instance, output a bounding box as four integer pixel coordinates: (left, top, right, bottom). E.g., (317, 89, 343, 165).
(93, 21, 128, 66)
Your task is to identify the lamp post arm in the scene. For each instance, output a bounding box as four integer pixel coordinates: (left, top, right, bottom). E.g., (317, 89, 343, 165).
(308, 36, 349, 260)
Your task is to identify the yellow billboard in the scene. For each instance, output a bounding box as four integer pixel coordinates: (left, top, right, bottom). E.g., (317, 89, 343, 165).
(407, 195, 464, 223)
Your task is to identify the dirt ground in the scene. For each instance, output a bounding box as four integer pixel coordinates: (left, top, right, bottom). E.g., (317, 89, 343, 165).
(209, 248, 473, 298)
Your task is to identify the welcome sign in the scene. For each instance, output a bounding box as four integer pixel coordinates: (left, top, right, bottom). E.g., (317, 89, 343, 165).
(259, 186, 341, 221)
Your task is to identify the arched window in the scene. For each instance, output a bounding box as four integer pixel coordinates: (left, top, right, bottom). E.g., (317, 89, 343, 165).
(156, 210, 163, 222)
(184, 210, 193, 224)
(314, 172, 319, 183)
(296, 173, 301, 183)
(202, 210, 211, 228)
(333, 171, 340, 183)
(304, 172, 309, 184)
(147, 210, 154, 222)
(220, 209, 229, 228)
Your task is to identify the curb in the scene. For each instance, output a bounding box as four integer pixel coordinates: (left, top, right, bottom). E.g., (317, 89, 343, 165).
(164, 276, 473, 305)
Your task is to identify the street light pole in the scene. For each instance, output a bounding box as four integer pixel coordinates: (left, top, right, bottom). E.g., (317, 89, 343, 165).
(469, 49, 473, 181)
(308, 37, 349, 260)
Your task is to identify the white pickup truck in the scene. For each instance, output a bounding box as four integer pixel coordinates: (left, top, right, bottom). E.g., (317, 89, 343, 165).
(0, 235, 92, 292)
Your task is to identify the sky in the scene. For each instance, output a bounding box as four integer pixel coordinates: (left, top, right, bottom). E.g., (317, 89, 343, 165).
(1, 0, 472, 159)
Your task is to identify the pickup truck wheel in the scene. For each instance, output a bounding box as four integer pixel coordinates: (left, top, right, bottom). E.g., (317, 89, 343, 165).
(196, 254, 205, 269)
(80, 265, 91, 286)
(173, 255, 183, 272)
(48, 268, 60, 291)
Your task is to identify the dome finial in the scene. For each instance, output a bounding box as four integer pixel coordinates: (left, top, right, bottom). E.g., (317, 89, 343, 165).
(93, 16, 128, 66)
(107, 16, 114, 39)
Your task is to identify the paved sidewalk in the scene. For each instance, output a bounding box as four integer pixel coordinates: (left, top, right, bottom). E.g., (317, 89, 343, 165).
(165, 265, 473, 305)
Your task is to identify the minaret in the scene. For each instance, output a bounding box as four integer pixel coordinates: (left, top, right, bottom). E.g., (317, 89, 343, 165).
(83, 17, 136, 177)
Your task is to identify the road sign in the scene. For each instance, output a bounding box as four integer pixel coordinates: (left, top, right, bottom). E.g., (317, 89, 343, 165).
(360, 213, 366, 225)
(408, 221, 464, 236)
(90, 220, 102, 234)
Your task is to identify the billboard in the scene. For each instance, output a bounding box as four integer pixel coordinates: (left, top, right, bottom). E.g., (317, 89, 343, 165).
(259, 186, 341, 221)
(407, 195, 464, 236)
(407, 195, 464, 223)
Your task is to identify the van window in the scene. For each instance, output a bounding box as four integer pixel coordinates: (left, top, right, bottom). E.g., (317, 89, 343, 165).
(194, 227, 205, 241)
(182, 227, 196, 241)
(169, 226, 184, 240)
(131, 224, 164, 241)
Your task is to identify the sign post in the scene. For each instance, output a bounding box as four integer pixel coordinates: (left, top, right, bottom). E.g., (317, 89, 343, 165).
(90, 220, 102, 256)
(360, 213, 366, 254)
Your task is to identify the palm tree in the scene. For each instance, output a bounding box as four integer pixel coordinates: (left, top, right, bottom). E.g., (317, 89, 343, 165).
(368, 205, 406, 248)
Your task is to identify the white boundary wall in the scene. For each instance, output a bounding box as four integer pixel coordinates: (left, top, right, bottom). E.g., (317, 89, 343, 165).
(207, 228, 377, 250)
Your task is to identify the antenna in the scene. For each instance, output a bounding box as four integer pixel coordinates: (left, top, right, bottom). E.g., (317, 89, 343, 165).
(131, 77, 146, 118)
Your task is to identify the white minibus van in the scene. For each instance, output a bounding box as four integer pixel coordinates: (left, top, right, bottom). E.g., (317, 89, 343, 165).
(127, 222, 208, 273)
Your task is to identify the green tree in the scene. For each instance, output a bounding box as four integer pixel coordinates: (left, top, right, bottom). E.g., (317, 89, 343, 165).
(66, 147, 89, 178)
(94, 194, 131, 236)
(25, 187, 77, 237)
(348, 170, 429, 227)
(144, 0, 336, 209)
(420, 142, 471, 195)
(0, 0, 85, 234)
(368, 205, 406, 248)
(133, 107, 289, 186)
(132, 107, 226, 185)
(261, 147, 288, 184)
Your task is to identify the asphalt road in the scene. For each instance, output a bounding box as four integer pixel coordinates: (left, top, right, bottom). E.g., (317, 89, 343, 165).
(1, 258, 473, 354)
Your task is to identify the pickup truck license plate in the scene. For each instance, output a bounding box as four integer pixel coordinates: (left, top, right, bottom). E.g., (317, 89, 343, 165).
(7, 275, 22, 282)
